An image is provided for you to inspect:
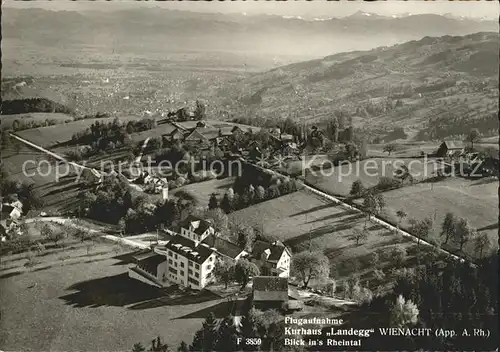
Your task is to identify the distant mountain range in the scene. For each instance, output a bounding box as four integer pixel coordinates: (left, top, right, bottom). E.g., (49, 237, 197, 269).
(3, 8, 498, 62)
(216, 32, 499, 139)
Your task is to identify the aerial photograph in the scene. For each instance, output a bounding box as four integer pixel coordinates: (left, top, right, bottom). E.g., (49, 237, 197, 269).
(0, 1, 498, 351)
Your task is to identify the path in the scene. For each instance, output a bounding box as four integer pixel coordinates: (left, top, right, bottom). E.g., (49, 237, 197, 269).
(135, 137, 151, 163)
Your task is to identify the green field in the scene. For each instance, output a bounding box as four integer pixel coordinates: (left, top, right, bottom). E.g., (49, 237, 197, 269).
(1, 144, 89, 214)
(0, 239, 222, 351)
(16, 116, 144, 148)
(229, 189, 418, 284)
(172, 177, 235, 206)
(305, 158, 439, 196)
(371, 177, 499, 257)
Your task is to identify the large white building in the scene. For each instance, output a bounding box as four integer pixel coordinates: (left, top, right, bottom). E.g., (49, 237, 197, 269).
(128, 216, 247, 290)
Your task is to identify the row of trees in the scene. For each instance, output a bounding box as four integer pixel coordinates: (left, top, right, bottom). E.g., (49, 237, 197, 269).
(70, 117, 155, 152)
(1, 98, 74, 115)
(209, 180, 298, 216)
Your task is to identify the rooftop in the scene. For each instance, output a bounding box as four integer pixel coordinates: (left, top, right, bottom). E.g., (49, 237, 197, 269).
(164, 234, 215, 264)
(202, 235, 244, 259)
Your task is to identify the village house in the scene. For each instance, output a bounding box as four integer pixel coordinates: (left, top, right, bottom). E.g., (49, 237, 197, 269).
(252, 276, 289, 310)
(436, 140, 464, 158)
(250, 240, 292, 278)
(128, 216, 247, 289)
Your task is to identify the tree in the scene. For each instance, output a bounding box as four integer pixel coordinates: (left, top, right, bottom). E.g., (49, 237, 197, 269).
(208, 193, 219, 210)
(132, 343, 146, 352)
(375, 193, 386, 214)
(396, 210, 407, 231)
(349, 227, 368, 246)
(234, 259, 260, 290)
(473, 233, 491, 259)
(215, 315, 239, 352)
(220, 193, 232, 214)
(454, 217, 473, 251)
(466, 128, 480, 150)
(391, 245, 407, 266)
(390, 295, 419, 327)
(236, 225, 256, 251)
(177, 341, 189, 352)
(205, 208, 229, 237)
(213, 258, 235, 289)
(190, 313, 218, 352)
(370, 251, 380, 268)
(240, 308, 259, 351)
(409, 217, 433, 247)
(41, 224, 64, 246)
(194, 100, 206, 120)
(362, 192, 378, 226)
(440, 212, 456, 245)
(149, 336, 170, 352)
(254, 185, 266, 203)
(349, 180, 365, 197)
(292, 251, 330, 288)
(383, 144, 396, 156)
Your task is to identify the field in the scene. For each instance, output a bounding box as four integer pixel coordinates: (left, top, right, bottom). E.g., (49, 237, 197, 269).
(371, 177, 499, 257)
(1, 144, 89, 214)
(172, 177, 235, 206)
(0, 237, 224, 352)
(305, 158, 439, 197)
(15, 116, 144, 148)
(229, 189, 420, 286)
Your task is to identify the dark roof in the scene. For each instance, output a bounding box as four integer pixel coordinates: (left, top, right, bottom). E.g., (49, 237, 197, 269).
(251, 240, 288, 262)
(442, 141, 464, 149)
(164, 234, 215, 264)
(253, 276, 289, 302)
(202, 235, 243, 259)
(180, 215, 213, 235)
(184, 129, 209, 142)
(252, 240, 271, 258)
(135, 252, 166, 276)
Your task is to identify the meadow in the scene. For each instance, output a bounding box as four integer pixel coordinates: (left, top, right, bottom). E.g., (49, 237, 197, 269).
(229, 189, 422, 288)
(305, 157, 439, 197)
(372, 177, 499, 258)
(0, 237, 222, 351)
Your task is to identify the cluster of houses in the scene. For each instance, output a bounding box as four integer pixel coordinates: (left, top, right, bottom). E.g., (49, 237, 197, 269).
(161, 121, 301, 159)
(128, 215, 296, 308)
(435, 140, 499, 177)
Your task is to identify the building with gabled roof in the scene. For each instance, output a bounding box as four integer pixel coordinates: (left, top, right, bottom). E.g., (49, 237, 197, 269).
(436, 140, 465, 157)
(250, 240, 292, 278)
(129, 215, 246, 290)
(252, 276, 289, 310)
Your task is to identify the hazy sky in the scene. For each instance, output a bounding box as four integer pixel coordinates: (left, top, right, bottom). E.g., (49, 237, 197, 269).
(4, 0, 499, 19)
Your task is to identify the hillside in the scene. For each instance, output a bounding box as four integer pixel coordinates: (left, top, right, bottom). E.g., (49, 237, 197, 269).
(3, 8, 498, 71)
(220, 32, 499, 141)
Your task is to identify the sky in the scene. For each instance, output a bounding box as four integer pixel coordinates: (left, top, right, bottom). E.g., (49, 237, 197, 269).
(4, 0, 499, 19)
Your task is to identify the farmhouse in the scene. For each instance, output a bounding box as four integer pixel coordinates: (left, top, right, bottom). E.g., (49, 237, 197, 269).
(250, 240, 291, 278)
(436, 141, 464, 157)
(128, 216, 247, 289)
(252, 276, 289, 310)
(1, 200, 23, 220)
